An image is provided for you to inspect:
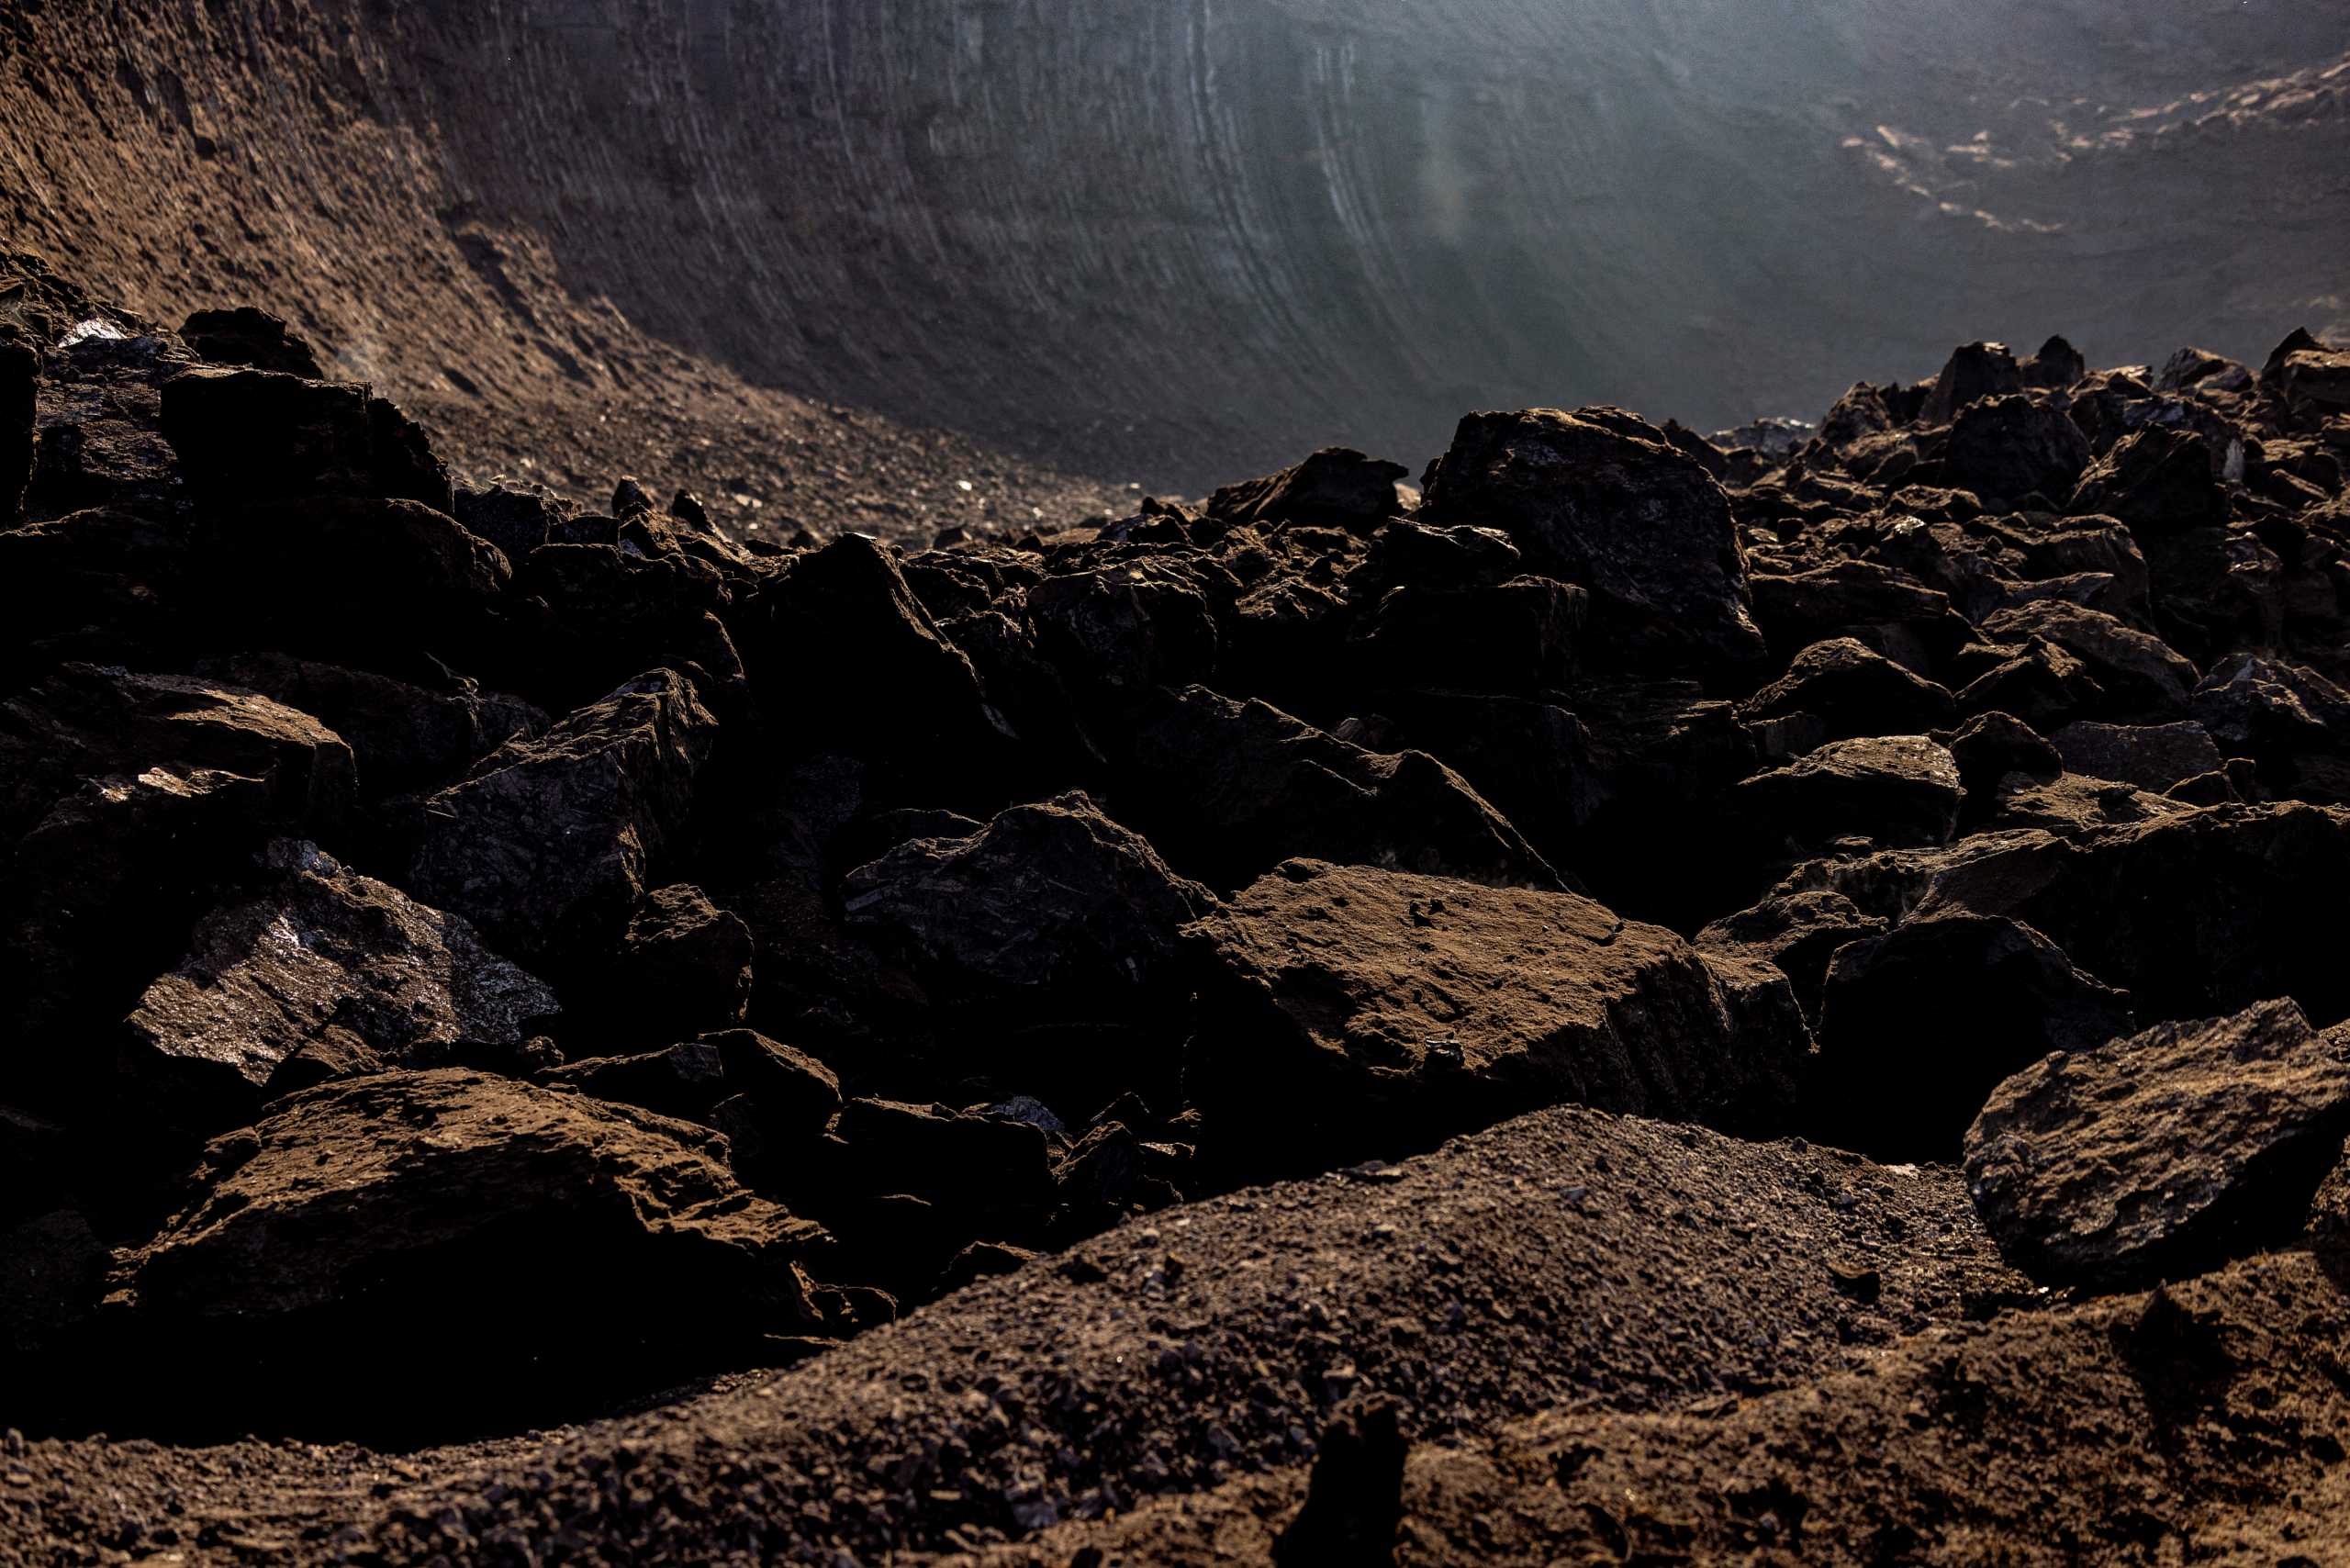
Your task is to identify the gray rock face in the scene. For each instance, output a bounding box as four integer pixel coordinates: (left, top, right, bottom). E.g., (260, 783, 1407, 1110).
(1187, 859, 1808, 1168)
(1738, 734, 1964, 853)
(1964, 1000, 2350, 1287)
(410, 668, 718, 968)
(123, 840, 558, 1115)
(1418, 406, 1765, 678)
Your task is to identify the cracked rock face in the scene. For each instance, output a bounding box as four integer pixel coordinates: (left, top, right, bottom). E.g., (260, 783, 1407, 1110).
(123, 839, 558, 1117)
(1964, 999, 2350, 1287)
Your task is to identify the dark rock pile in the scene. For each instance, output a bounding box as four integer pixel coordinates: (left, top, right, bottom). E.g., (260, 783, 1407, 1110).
(6, 260, 2350, 1486)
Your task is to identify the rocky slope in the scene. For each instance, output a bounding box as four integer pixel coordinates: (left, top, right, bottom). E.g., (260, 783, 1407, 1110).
(2, 2, 2344, 509)
(5, 224, 2350, 1559)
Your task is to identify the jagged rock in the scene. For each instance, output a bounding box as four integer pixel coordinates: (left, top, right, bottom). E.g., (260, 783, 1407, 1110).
(542, 1029, 840, 1143)
(1738, 637, 1955, 741)
(2050, 720, 2224, 792)
(1913, 801, 2350, 1024)
(0, 663, 354, 841)
(1697, 889, 1888, 1024)
(0, 505, 196, 675)
(1983, 772, 2190, 836)
(409, 669, 718, 969)
(1348, 574, 1586, 692)
(2067, 426, 2228, 534)
(1205, 448, 1407, 532)
(2022, 335, 2087, 389)
(1953, 636, 2109, 731)
(509, 540, 740, 712)
(1979, 600, 2197, 722)
(1105, 686, 1561, 892)
(451, 481, 568, 562)
(123, 839, 557, 1120)
(1360, 692, 1601, 871)
(1187, 860, 1807, 1168)
(735, 534, 1012, 774)
(1922, 342, 2024, 424)
(1964, 1000, 2350, 1287)
(176, 307, 326, 378)
(589, 883, 755, 1042)
(1943, 395, 2091, 504)
(1418, 407, 1765, 678)
(1274, 1394, 1406, 1567)
(1949, 710, 2064, 815)
(205, 497, 513, 669)
(831, 1097, 1056, 1220)
(1748, 561, 1968, 666)
(2191, 655, 2350, 803)
(1737, 734, 1964, 854)
(114, 1069, 824, 1422)
(1, 327, 33, 527)
(842, 792, 1215, 1070)
(1, 767, 275, 1068)
(159, 365, 451, 510)
(2266, 329, 2350, 416)
(191, 652, 544, 798)
(1026, 560, 1221, 694)
(1361, 521, 1521, 589)
(1817, 912, 2134, 1158)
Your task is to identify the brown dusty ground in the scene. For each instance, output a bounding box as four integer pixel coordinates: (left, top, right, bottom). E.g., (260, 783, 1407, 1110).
(952, 1253, 2350, 1568)
(0, 1104, 2031, 1565)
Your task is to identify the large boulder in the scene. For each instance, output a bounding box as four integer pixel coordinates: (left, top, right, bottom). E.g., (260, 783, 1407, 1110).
(1186, 860, 1807, 1169)
(121, 840, 557, 1121)
(1106, 686, 1561, 892)
(2048, 720, 2223, 793)
(0, 663, 353, 841)
(579, 882, 756, 1045)
(1696, 888, 1888, 1024)
(1978, 600, 2198, 723)
(190, 652, 545, 799)
(1942, 395, 2090, 504)
(844, 791, 1213, 1008)
(2192, 655, 2350, 804)
(733, 534, 1013, 778)
(1347, 574, 1586, 693)
(1920, 341, 2023, 424)
(1913, 801, 2350, 1025)
(409, 669, 718, 969)
(2066, 426, 2228, 535)
(158, 365, 451, 510)
(1736, 734, 1964, 855)
(1417, 406, 1765, 678)
(1813, 911, 2134, 1159)
(1964, 1000, 2350, 1288)
(200, 496, 513, 673)
(1738, 637, 1955, 742)
(112, 1070, 825, 1427)
(843, 792, 1216, 1105)
(1204, 447, 1407, 532)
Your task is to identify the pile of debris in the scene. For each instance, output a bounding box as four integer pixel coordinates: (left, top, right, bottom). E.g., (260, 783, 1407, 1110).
(6, 256, 2350, 1559)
